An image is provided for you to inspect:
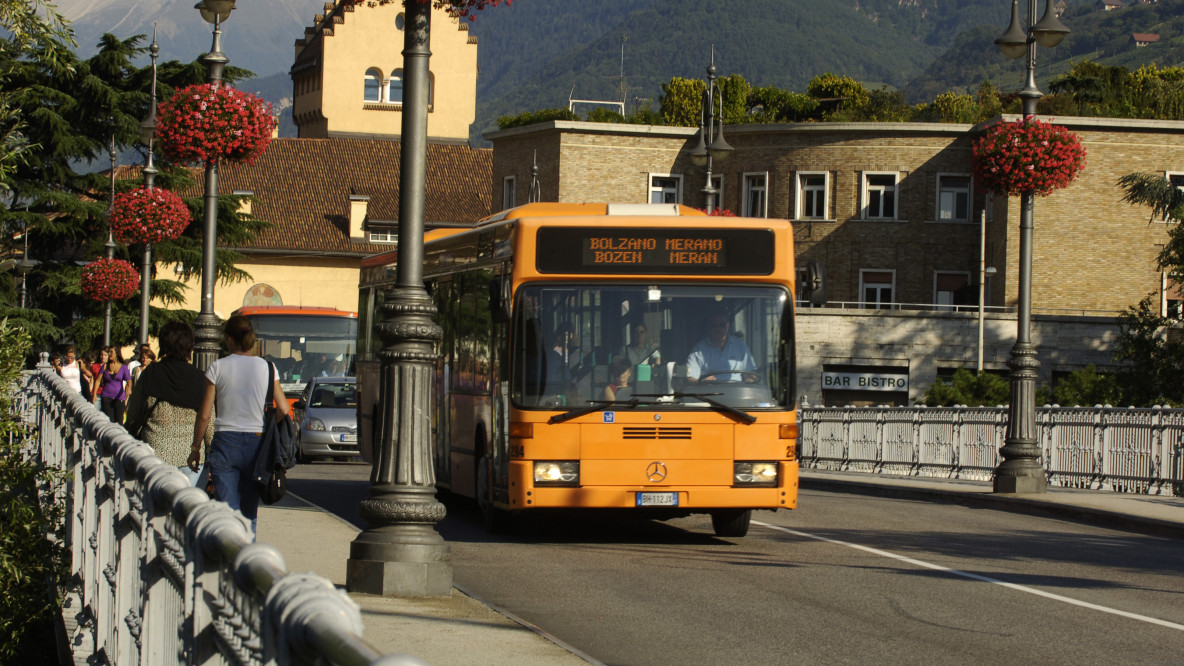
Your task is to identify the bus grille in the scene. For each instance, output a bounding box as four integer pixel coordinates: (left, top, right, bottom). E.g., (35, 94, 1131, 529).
(622, 427, 693, 440)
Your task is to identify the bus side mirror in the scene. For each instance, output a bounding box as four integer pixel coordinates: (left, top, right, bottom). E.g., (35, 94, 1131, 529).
(803, 261, 826, 307)
(489, 279, 511, 323)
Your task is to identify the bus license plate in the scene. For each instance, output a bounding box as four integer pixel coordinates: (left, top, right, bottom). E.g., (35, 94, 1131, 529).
(636, 492, 678, 507)
(339, 434, 357, 443)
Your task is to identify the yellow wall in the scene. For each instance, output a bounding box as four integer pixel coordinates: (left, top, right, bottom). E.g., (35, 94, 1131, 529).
(158, 255, 363, 318)
(294, 2, 477, 141)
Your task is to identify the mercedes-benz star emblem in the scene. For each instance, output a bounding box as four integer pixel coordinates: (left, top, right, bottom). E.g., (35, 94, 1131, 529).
(646, 462, 667, 482)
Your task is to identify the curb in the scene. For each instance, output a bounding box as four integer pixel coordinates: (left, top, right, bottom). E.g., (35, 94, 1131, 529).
(800, 475, 1184, 541)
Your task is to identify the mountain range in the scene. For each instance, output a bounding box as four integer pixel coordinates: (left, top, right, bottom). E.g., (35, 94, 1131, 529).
(54, 0, 1184, 144)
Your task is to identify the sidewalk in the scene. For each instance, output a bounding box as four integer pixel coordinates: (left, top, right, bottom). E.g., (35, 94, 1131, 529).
(800, 468, 1184, 540)
(256, 496, 594, 665)
(257, 471, 1184, 664)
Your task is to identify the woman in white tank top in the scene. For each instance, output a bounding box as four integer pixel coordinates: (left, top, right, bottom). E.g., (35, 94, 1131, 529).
(58, 345, 83, 393)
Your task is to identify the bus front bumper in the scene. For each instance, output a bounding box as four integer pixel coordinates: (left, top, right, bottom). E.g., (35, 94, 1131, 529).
(506, 460, 798, 511)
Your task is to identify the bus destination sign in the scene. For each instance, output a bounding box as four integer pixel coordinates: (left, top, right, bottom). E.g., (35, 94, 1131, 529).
(536, 227, 776, 275)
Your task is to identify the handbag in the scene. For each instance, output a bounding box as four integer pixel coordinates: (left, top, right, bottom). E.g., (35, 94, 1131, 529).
(255, 360, 297, 505)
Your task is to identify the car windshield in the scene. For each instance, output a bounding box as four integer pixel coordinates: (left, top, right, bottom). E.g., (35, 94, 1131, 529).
(511, 283, 794, 411)
(305, 382, 357, 409)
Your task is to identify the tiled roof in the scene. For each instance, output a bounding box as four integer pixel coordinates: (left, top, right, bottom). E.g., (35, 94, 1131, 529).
(165, 137, 491, 256)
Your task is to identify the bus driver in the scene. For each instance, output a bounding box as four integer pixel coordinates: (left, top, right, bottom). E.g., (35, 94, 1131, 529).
(685, 311, 756, 383)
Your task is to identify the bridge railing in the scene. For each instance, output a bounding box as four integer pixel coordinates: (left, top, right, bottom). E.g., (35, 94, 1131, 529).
(17, 365, 421, 666)
(799, 404, 1184, 496)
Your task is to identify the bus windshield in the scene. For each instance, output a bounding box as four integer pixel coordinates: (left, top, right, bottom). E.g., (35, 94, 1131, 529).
(241, 312, 358, 397)
(511, 283, 794, 410)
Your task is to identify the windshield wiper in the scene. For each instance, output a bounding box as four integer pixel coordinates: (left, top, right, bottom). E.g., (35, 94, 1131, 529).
(548, 398, 642, 424)
(631, 392, 757, 425)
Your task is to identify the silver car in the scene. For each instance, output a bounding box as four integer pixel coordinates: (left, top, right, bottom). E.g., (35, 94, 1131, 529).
(294, 376, 358, 462)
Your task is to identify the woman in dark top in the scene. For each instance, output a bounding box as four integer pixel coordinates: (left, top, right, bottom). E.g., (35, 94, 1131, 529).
(125, 322, 214, 485)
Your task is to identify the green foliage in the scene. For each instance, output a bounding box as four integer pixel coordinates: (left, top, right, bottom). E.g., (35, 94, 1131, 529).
(717, 74, 750, 125)
(1051, 365, 1121, 407)
(0, 320, 68, 663)
(584, 107, 625, 124)
(659, 77, 705, 128)
(1113, 297, 1184, 407)
(807, 73, 871, 118)
(496, 107, 578, 130)
(0, 33, 267, 357)
(920, 369, 1009, 407)
(747, 86, 818, 123)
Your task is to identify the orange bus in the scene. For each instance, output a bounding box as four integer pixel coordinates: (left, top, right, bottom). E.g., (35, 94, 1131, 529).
(357, 203, 799, 536)
(232, 305, 358, 402)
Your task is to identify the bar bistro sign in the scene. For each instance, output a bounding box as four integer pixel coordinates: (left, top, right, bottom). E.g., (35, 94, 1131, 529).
(821, 371, 908, 392)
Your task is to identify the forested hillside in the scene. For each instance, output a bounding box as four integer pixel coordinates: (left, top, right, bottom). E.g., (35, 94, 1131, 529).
(468, 0, 1184, 143)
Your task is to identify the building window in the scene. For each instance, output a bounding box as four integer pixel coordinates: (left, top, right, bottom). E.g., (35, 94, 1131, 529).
(649, 174, 682, 204)
(428, 72, 435, 107)
(710, 174, 724, 208)
(934, 271, 972, 310)
(796, 172, 829, 220)
(364, 68, 382, 102)
(387, 70, 403, 104)
(370, 230, 397, 243)
(1165, 272, 1183, 318)
(936, 174, 971, 222)
(862, 172, 898, 220)
(396, 12, 405, 30)
(742, 173, 768, 217)
(860, 270, 895, 309)
(502, 176, 516, 211)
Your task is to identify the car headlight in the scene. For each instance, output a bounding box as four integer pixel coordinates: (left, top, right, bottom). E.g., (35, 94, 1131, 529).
(533, 461, 579, 486)
(734, 462, 777, 486)
(305, 417, 326, 432)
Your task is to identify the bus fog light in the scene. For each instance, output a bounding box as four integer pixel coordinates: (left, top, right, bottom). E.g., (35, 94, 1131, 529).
(534, 461, 579, 485)
(734, 462, 777, 485)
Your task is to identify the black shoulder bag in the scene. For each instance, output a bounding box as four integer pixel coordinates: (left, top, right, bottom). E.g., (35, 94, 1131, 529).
(255, 360, 298, 505)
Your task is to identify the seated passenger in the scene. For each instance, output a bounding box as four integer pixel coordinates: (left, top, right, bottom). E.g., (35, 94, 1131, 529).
(685, 311, 756, 382)
(604, 358, 633, 400)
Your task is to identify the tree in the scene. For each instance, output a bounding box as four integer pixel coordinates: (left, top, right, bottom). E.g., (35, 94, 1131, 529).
(1, 33, 268, 356)
(1112, 297, 1184, 407)
(1050, 364, 1120, 407)
(1118, 171, 1184, 297)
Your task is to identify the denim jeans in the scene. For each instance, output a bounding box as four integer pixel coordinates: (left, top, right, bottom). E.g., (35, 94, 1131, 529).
(208, 430, 263, 537)
(180, 464, 203, 487)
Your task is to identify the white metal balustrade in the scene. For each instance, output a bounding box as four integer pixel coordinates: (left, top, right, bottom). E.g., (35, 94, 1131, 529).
(17, 364, 422, 666)
(799, 403, 1184, 495)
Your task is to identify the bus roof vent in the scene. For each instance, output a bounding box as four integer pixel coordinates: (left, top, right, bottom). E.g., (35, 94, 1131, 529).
(606, 203, 683, 217)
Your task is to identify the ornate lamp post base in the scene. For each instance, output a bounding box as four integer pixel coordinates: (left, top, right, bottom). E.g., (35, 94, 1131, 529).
(994, 341, 1047, 493)
(347, 486, 451, 597)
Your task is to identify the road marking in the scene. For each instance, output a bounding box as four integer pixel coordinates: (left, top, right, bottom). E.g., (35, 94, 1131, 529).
(753, 520, 1184, 632)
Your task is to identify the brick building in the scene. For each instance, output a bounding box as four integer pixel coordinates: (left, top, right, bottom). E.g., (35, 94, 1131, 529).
(486, 117, 1184, 404)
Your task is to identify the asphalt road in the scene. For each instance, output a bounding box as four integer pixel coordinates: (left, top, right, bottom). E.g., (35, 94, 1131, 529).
(289, 461, 1184, 666)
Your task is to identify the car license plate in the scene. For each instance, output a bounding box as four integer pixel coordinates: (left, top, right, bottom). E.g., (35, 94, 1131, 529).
(636, 492, 678, 507)
(339, 434, 357, 443)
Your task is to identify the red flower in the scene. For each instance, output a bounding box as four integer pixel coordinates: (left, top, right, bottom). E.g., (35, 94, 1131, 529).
(972, 120, 1086, 197)
(80, 258, 140, 302)
(156, 84, 276, 166)
(110, 187, 191, 246)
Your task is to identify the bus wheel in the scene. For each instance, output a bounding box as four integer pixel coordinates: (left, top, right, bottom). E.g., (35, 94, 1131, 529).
(477, 455, 513, 534)
(711, 509, 751, 537)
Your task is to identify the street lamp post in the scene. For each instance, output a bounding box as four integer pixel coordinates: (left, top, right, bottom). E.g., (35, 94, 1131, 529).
(103, 133, 116, 347)
(346, 0, 451, 597)
(977, 209, 997, 373)
(192, 0, 235, 372)
(137, 28, 160, 347)
(688, 49, 732, 214)
(991, 0, 1068, 494)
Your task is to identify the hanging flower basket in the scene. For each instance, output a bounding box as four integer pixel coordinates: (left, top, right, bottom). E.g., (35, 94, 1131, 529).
(972, 119, 1087, 197)
(156, 84, 277, 166)
(110, 187, 191, 246)
(80, 258, 140, 302)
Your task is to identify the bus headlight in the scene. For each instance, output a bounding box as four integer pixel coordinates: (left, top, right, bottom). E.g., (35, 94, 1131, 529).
(533, 461, 579, 485)
(734, 462, 777, 486)
(305, 417, 326, 432)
